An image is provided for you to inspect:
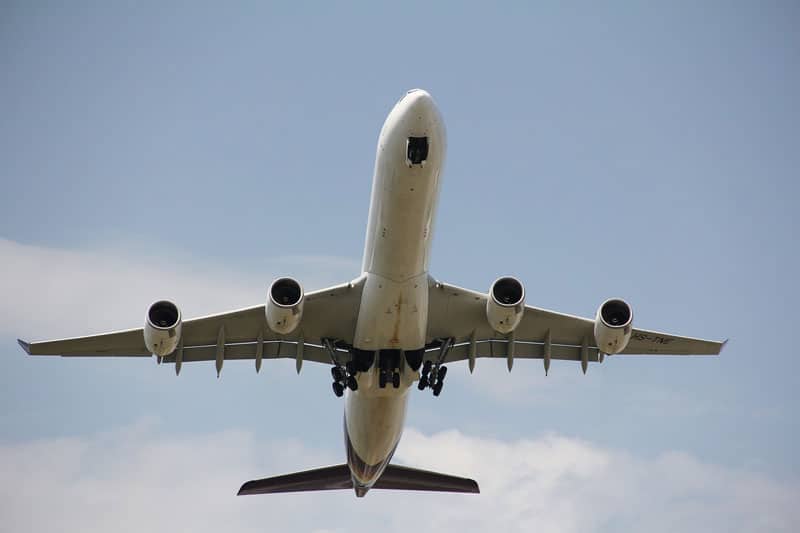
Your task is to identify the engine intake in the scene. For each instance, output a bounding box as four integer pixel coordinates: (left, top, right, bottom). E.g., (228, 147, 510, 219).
(266, 277, 304, 334)
(594, 298, 633, 354)
(144, 300, 182, 356)
(486, 277, 525, 334)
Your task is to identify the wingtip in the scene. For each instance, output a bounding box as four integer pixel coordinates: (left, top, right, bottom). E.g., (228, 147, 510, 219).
(17, 339, 31, 355)
(237, 480, 257, 496)
(718, 338, 729, 354)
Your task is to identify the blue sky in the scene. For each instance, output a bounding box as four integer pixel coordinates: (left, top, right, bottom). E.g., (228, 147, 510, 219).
(1, 2, 798, 531)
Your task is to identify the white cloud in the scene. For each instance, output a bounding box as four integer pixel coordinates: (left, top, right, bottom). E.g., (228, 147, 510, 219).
(1, 422, 796, 533)
(1, 238, 359, 338)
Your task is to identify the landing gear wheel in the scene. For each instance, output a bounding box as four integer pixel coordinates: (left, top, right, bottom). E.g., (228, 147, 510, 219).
(347, 375, 358, 391)
(345, 360, 357, 375)
(392, 371, 400, 389)
(332, 381, 344, 397)
(418, 375, 428, 390)
(331, 366, 345, 382)
(432, 381, 443, 397)
(422, 360, 432, 376)
(379, 370, 388, 389)
(438, 366, 448, 380)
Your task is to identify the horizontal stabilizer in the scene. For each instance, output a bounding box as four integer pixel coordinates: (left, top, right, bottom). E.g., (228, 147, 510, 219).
(237, 463, 479, 496)
(375, 464, 479, 493)
(238, 464, 352, 495)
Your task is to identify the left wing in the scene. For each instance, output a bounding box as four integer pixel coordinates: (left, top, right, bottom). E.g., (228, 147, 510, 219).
(425, 280, 725, 369)
(18, 279, 365, 369)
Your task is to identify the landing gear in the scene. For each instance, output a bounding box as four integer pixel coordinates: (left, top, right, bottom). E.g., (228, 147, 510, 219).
(418, 338, 453, 397)
(331, 366, 345, 383)
(325, 338, 359, 398)
(331, 364, 358, 396)
(378, 369, 401, 389)
(419, 361, 448, 395)
(378, 349, 401, 389)
(422, 360, 432, 376)
(331, 363, 358, 396)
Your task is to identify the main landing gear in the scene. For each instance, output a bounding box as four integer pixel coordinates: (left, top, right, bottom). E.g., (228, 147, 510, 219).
(331, 362, 358, 397)
(324, 338, 358, 398)
(378, 349, 402, 390)
(418, 337, 453, 397)
(417, 360, 448, 396)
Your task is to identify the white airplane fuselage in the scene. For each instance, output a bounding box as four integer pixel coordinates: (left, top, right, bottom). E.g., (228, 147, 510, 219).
(344, 90, 445, 495)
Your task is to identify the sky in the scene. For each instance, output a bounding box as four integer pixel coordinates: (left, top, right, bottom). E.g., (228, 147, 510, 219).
(1, 2, 798, 531)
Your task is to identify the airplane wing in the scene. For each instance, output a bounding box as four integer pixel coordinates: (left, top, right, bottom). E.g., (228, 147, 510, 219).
(18, 279, 365, 372)
(425, 280, 725, 370)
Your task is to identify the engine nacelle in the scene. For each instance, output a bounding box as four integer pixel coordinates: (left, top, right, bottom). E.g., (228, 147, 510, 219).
(594, 298, 633, 354)
(266, 277, 304, 335)
(144, 300, 182, 357)
(486, 277, 525, 334)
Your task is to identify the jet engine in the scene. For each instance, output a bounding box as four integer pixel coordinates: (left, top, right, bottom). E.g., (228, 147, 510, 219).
(486, 277, 525, 334)
(266, 277, 304, 335)
(144, 300, 182, 356)
(593, 298, 633, 354)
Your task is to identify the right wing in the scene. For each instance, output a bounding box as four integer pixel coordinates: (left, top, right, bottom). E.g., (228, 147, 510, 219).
(426, 280, 725, 368)
(18, 278, 365, 369)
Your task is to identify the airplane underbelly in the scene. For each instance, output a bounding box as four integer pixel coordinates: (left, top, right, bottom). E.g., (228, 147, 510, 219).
(345, 391, 409, 485)
(355, 162, 437, 352)
(353, 271, 428, 351)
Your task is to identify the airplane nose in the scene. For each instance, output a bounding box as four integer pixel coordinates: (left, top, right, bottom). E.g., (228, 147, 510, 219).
(404, 89, 434, 114)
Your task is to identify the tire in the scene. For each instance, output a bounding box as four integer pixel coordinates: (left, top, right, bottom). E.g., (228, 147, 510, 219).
(347, 375, 358, 391)
(433, 381, 443, 397)
(418, 375, 428, 390)
(345, 360, 357, 375)
(438, 366, 448, 380)
(379, 370, 387, 389)
(332, 382, 344, 397)
(392, 371, 400, 388)
(422, 360, 432, 375)
(331, 366, 345, 382)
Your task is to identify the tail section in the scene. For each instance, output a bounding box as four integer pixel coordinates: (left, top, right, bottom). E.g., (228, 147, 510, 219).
(237, 463, 479, 497)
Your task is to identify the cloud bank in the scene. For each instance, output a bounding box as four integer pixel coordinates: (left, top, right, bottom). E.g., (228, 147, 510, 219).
(1, 237, 358, 338)
(1, 422, 795, 533)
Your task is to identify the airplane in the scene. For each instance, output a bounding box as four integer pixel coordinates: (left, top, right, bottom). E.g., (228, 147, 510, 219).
(17, 89, 725, 498)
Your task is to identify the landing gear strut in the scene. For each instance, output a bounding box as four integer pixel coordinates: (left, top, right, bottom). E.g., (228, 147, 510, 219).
(325, 338, 358, 397)
(418, 338, 453, 397)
